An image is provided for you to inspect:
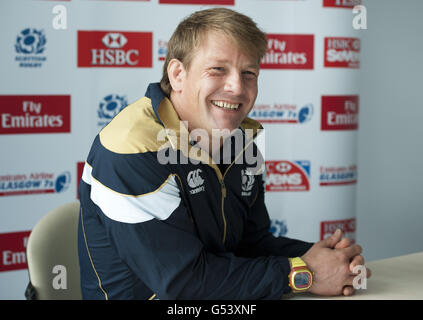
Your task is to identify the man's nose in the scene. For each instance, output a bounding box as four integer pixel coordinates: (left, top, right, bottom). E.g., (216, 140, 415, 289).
(224, 72, 243, 96)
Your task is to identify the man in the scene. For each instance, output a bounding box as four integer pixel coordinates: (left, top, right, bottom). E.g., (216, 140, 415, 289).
(78, 8, 370, 299)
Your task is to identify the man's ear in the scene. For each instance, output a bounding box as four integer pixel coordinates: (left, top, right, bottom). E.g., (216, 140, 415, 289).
(167, 58, 186, 92)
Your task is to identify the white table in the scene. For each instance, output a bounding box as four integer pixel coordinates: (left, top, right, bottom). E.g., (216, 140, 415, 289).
(285, 251, 423, 300)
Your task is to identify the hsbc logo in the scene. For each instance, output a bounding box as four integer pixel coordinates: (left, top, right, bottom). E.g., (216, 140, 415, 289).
(321, 95, 359, 131)
(78, 31, 152, 68)
(323, 0, 361, 8)
(261, 34, 314, 70)
(187, 169, 205, 195)
(325, 37, 360, 68)
(102, 33, 127, 48)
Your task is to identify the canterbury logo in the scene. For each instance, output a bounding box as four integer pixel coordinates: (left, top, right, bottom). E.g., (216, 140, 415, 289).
(241, 169, 255, 192)
(187, 169, 204, 189)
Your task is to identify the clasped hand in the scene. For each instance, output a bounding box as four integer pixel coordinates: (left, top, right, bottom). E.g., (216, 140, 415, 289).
(301, 229, 372, 297)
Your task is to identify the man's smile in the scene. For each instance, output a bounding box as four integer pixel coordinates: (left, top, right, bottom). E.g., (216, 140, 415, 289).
(211, 100, 241, 110)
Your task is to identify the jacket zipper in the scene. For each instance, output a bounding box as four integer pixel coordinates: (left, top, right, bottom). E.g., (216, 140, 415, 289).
(214, 132, 258, 245)
(220, 179, 227, 244)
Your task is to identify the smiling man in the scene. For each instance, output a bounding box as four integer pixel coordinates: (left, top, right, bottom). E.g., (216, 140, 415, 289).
(78, 8, 369, 300)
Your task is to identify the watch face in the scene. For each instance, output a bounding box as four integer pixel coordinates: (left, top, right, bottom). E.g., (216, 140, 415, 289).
(294, 271, 311, 289)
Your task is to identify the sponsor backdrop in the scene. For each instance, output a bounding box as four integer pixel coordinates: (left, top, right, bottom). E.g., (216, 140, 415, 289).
(0, 0, 361, 299)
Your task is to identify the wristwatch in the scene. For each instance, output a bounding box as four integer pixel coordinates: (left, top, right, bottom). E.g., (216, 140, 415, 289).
(288, 257, 313, 293)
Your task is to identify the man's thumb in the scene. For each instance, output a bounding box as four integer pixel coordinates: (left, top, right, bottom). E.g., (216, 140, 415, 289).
(322, 229, 343, 248)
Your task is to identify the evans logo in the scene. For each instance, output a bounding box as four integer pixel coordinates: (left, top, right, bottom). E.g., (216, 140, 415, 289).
(78, 31, 152, 68)
(265, 160, 310, 192)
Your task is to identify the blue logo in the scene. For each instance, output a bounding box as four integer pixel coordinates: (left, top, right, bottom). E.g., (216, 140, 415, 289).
(270, 219, 288, 237)
(55, 172, 71, 193)
(298, 104, 313, 123)
(97, 94, 128, 127)
(158, 40, 168, 61)
(249, 103, 313, 124)
(15, 28, 46, 54)
(15, 28, 47, 67)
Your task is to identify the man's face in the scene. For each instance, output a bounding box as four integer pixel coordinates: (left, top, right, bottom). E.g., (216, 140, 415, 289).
(176, 31, 259, 137)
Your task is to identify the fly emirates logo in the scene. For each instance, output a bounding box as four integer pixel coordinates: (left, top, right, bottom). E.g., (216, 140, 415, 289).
(78, 31, 153, 68)
(261, 34, 314, 69)
(0, 95, 70, 134)
(321, 95, 359, 131)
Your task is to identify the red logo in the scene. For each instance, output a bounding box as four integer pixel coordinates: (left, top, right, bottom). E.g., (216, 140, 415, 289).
(261, 34, 314, 70)
(324, 37, 360, 68)
(78, 31, 153, 68)
(159, 0, 234, 4)
(320, 219, 356, 243)
(323, 0, 361, 8)
(0, 95, 70, 135)
(265, 160, 310, 192)
(77, 162, 84, 199)
(321, 95, 359, 131)
(0, 231, 31, 272)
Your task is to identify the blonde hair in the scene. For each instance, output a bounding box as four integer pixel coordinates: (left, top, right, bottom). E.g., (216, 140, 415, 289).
(160, 8, 267, 97)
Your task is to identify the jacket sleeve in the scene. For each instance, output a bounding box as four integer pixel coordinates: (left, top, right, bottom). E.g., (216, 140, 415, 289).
(235, 172, 314, 259)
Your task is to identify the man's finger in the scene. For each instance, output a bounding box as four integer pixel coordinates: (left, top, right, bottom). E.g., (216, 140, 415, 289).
(343, 285, 355, 296)
(349, 255, 365, 272)
(321, 229, 343, 248)
(334, 237, 350, 250)
(339, 244, 362, 259)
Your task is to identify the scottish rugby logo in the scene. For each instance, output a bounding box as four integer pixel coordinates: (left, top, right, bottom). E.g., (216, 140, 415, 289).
(97, 94, 128, 128)
(15, 28, 47, 68)
(270, 219, 288, 237)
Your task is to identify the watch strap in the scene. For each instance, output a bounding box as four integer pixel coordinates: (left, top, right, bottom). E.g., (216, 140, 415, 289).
(289, 257, 307, 269)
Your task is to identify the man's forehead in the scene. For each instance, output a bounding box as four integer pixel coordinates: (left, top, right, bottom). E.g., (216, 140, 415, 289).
(196, 30, 260, 67)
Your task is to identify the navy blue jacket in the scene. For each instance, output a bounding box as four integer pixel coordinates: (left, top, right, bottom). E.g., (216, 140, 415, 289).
(78, 83, 313, 299)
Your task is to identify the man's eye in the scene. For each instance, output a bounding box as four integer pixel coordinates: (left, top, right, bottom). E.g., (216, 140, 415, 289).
(212, 67, 225, 72)
(243, 71, 257, 79)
